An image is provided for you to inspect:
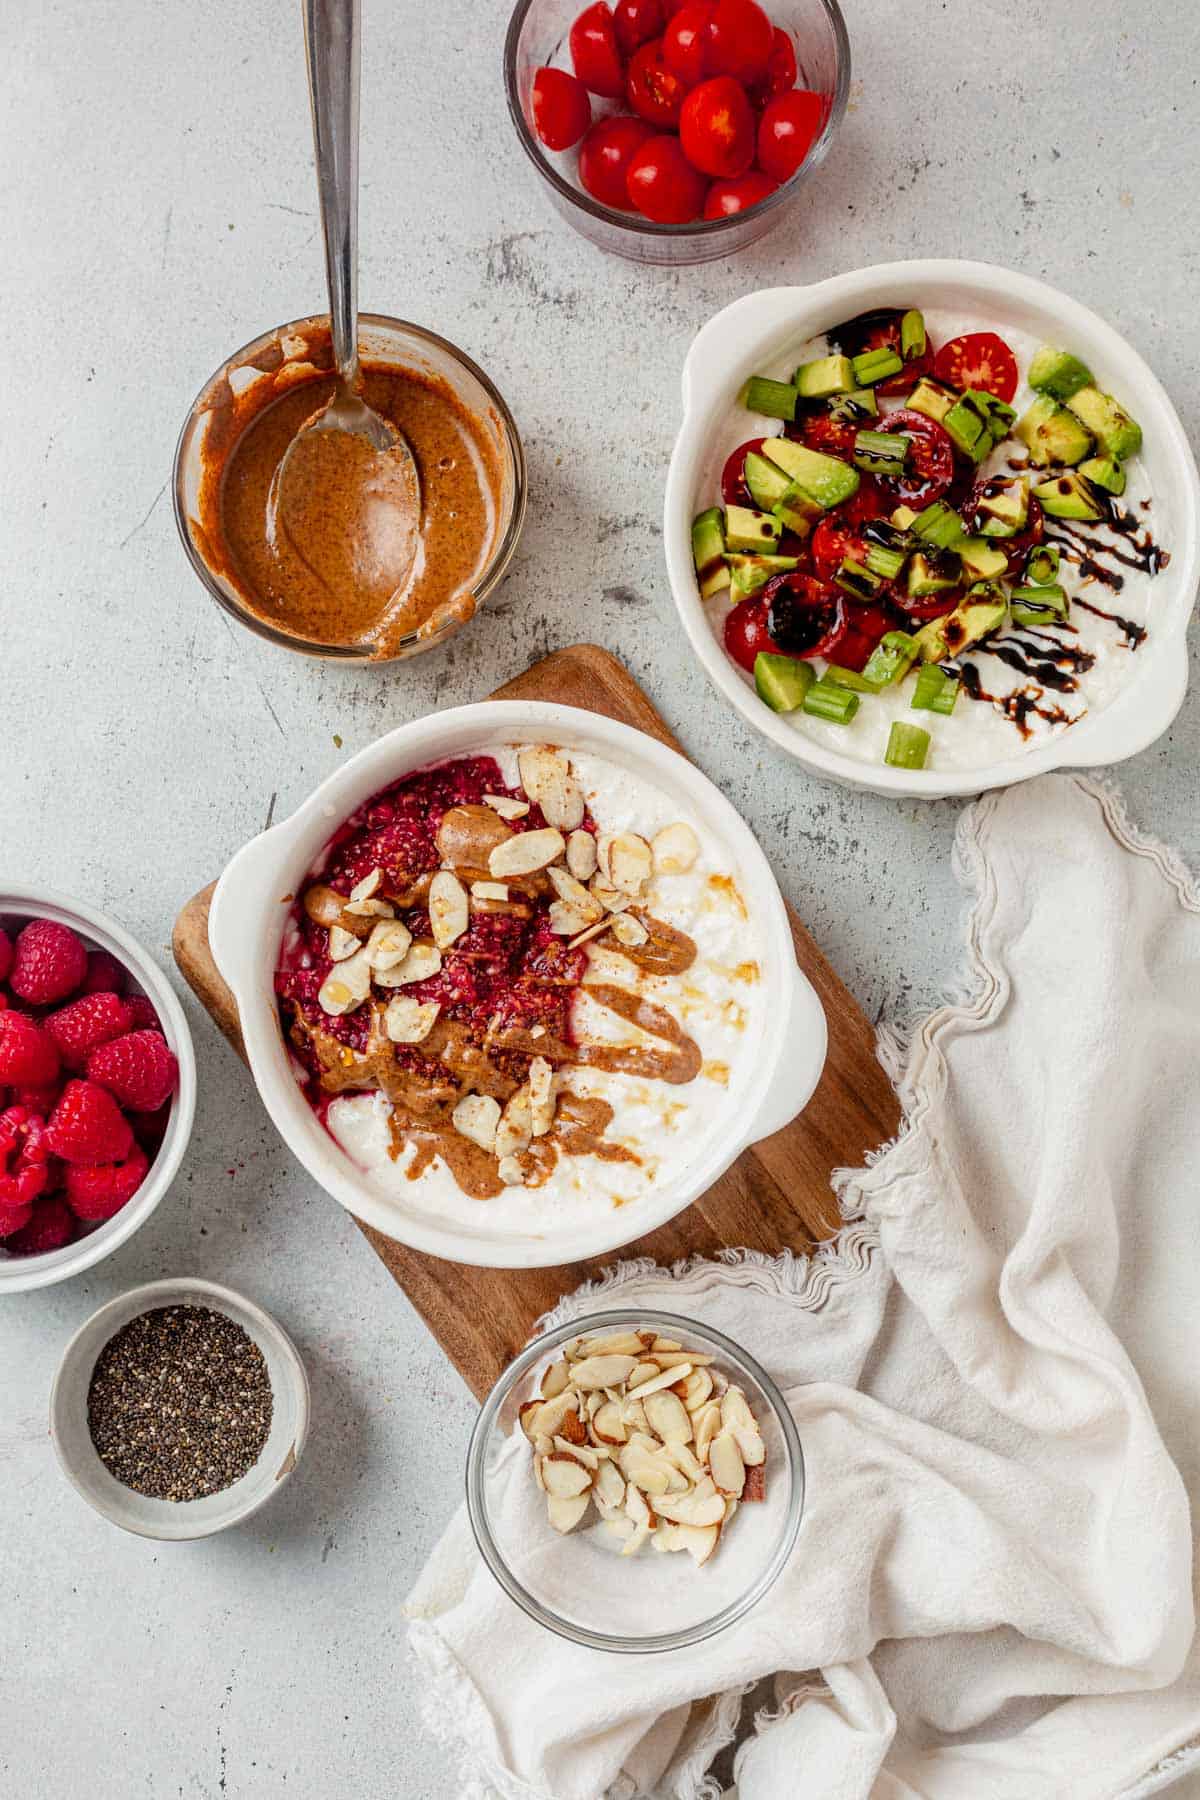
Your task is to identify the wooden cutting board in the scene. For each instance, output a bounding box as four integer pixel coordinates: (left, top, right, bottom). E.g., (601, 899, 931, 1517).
(172, 645, 898, 1398)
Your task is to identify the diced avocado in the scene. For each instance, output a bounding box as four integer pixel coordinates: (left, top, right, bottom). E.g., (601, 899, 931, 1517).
(861, 630, 919, 688)
(943, 393, 993, 462)
(911, 500, 966, 549)
(900, 308, 926, 359)
(793, 354, 855, 399)
(725, 553, 800, 602)
(743, 451, 792, 512)
(1015, 396, 1093, 468)
(906, 377, 957, 425)
(1009, 583, 1068, 626)
(1065, 386, 1142, 461)
(724, 505, 782, 553)
(754, 651, 814, 712)
(772, 483, 822, 536)
(828, 387, 879, 421)
(761, 439, 861, 509)
(976, 477, 1029, 536)
(743, 376, 799, 421)
(974, 391, 1017, 446)
(1079, 454, 1126, 496)
(835, 558, 883, 601)
(959, 536, 1010, 582)
(914, 587, 1008, 662)
(907, 551, 960, 598)
(891, 504, 919, 530)
(852, 346, 904, 387)
(1034, 471, 1106, 522)
(692, 506, 728, 600)
(1028, 344, 1094, 402)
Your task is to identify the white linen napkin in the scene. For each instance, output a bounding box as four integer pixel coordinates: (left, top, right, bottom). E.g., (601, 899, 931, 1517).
(406, 773, 1200, 1800)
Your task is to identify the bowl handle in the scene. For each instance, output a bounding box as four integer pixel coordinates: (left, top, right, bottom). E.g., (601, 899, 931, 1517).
(744, 959, 828, 1144)
(679, 286, 812, 421)
(208, 827, 283, 1000)
(1062, 654, 1189, 768)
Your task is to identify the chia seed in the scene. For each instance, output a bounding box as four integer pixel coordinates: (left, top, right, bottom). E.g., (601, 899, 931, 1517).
(87, 1305, 273, 1502)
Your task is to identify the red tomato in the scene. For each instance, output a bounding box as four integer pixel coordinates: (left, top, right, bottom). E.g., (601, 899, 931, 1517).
(578, 114, 655, 208)
(720, 436, 766, 505)
(902, 592, 961, 622)
(703, 169, 778, 217)
(811, 517, 868, 583)
(933, 331, 1019, 403)
(763, 573, 840, 656)
(825, 601, 902, 669)
(834, 473, 887, 522)
(531, 67, 592, 151)
(876, 408, 955, 506)
(662, 2, 714, 83)
(724, 598, 775, 672)
(569, 2, 626, 99)
(614, 0, 663, 54)
(679, 76, 755, 178)
(762, 26, 797, 98)
(626, 133, 708, 221)
(625, 37, 688, 126)
(793, 411, 857, 457)
(756, 88, 824, 182)
(837, 309, 935, 396)
(705, 0, 773, 84)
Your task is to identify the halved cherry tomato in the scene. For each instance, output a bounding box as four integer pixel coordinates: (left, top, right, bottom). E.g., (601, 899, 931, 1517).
(833, 473, 887, 523)
(756, 89, 824, 182)
(578, 114, 655, 209)
(826, 308, 935, 397)
(724, 597, 775, 671)
(933, 331, 1019, 403)
(810, 517, 868, 583)
(763, 573, 840, 655)
(902, 591, 961, 622)
(720, 436, 766, 505)
(614, 0, 663, 55)
(761, 25, 797, 99)
(706, 0, 773, 84)
(680, 76, 755, 179)
(569, 2, 626, 99)
(876, 408, 955, 507)
(626, 37, 688, 126)
(964, 483, 1045, 573)
(662, 1, 714, 83)
(792, 411, 857, 457)
(626, 133, 708, 221)
(531, 67, 593, 151)
(703, 170, 778, 217)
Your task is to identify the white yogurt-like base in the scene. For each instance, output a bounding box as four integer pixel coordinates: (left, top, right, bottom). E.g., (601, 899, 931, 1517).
(326, 745, 764, 1231)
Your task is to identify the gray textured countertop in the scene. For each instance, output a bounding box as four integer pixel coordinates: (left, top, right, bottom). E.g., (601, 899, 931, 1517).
(3, 0, 1198, 1793)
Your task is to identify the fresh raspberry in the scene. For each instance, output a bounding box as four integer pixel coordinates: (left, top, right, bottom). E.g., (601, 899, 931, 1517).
(46, 1080, 133, 1165)
(87, 1030, 178, 1114)
(0, 1197, 33, 1238)
(45, 992, 134, 1070)
(9, 919, 88, 1006)
(0, 1106, 52, 1212)
(125, 993, 160, 1031)
(5, 1195, 75, 1255)
(11, 1081, 62, 1114)
(0, 929, 11, 984)
(81, 950, 128, 996)
(0, 1011, 61, 1085)
(64, 1140, 149, 1222)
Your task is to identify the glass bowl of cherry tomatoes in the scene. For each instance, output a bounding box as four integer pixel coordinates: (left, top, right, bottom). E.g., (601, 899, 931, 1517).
(504, 0, 850, 264)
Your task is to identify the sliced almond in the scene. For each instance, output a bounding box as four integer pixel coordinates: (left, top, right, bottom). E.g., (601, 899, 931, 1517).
(621, 1520, 651, 1557)
(349, 869, 383, 902)
(365, 918, 414, 971)
(483, 794, 530, 821)
(590, 1401, 628, 1446)
(571, 1354, 640, 1391)
(651, 1337, 682, 1353)
(599, 831, 653, 897)
(384, 996, 440, 1044)
(663, 1441, 705, 1484)
(567, 917, 613, 950)
(470, 880, 510, 902)
(678, 1523, 720, 1566)
(546, 1493, 590, 1534)
(588, 877, 632, 915)
(624, 1483, 652, 1530)
(611, 914, 649, 948)
(373, 941, 441, 987)
(594, 1458, 625, 1510)
(541, 1455, 592, 1500)
(344, 896, 394, 920)
(720, 1386, 755, 1431)
(488, 827, 565, 879)
(631, 1363, 691, 1400)
(653, 1480, 725, 1529)
(601, 1515, 636, 1544)
(652, 1350, 713, 1369)
(556, 1407, 587, 1446)
(652, 822, 700, 876)
(652, 1523, 689, 1554)
(693, 1401, 722, 1464)
(317, 946, 372, 1016)
(709, 1431, 746, 1499)
(577, 1332, 646, 1358)
(622, 1461, 670, 1498)
(518, 748, 585, 832)
(528, 1057, 556, 1137)
(621, 1398, 649, 1436)
(518, 1400, 541, 1441)
(497, 1155, 526, 1187)
(681, 1370, 714, 1413)
(529, 1391, 577, 1440)
(328, 925, 361, 962)
(555, 1435, 599, 1469)
(495, 1085, 532, 1159)
(450, 1093, 501, 1153)
(732, 1425, 766, 1467)
(549, 900, 592, 938)
(428, 870, 469, 949)
(643, 1390, 693, 1445)
(627, 1361, 662, 1389)
(566, 830, 598, 882)
(539, 1358, 571, 1401)
(547, 864, 603, 921)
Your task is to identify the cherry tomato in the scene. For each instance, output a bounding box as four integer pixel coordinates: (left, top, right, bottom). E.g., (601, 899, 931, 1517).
(763, 572, 840, 656)
(814, 599, 899, 669)
(531, 67, 593, 151)
(965, 483, 1045, 574)
(614, 0, 663, 55)
(876, 408, 955, 507)
(625, 37, 688, 126)
(756, 89, 824, 183)
(834, 473, 887, 523)
(933, 331, 1019, 403)
(720, 436, 766, 505)
(679, 76, 755, 178)
(706, 0, 773, 84)
(724, 598, 775, 672)
(792, 411, 857, 457)
(703, 170, 778, 217)
(578, 114, 655, 208)
(626, 133, 708, 221)
(902, 592, 961, 622)
(810, 517, 868, 583)
(662, 1, 714, 83)
(762, 25, 797, 98)
(833, 308, 935, 397)
(569, 2, 626, 99)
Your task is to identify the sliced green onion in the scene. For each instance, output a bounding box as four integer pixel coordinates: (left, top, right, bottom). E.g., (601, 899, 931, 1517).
(743, 376, 799, 421)
(852, 347, 904, 387)
(861, 630, 920, 688)
(834, 558, 883, 601)
(803, 680, 860, 725)
(911, 664, 959, 715)
(853, 429, 911, 476)
(911, 500, 966, 549)
(823, 664, 883, 693)
(884, 721, 931, 769)
(1010, 584, 1069, 627)
(1025, 545, 1061, 586)
(900, 309, 926, 359)
(864, 541, 908, 581)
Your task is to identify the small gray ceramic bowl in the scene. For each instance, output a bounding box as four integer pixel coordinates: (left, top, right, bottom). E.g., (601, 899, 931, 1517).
(50, 1278, 310, 1540)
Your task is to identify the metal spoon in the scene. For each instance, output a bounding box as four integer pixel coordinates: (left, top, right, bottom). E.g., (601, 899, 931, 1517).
(267, 0, 420, 598)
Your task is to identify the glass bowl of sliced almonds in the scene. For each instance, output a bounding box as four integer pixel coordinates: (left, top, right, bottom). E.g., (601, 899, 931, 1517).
(465, 1309, 805, 1651)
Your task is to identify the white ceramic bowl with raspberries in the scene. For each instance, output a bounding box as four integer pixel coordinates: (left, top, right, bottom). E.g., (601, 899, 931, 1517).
(0, 889, 197, 1294)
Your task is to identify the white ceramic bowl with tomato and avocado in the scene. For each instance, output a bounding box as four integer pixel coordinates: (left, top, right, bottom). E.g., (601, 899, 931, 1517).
(664, 262, 1200, 796)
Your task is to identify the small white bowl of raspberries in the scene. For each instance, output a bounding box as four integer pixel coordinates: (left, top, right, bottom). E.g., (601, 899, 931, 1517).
(0, 889, 196, 1294)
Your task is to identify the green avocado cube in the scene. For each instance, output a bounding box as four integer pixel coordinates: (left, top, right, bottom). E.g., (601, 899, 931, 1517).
(1033, 472, 1106, 522)
(1079, 455, 1126, 496)
(943, 394, 993, 462)
(1065, 386, 1142, 461)
(861, 630, 919, 688)
(914, 588, 1007, 662)
(793, 354, 855, 399)
(742, 451, 792, 512)
(976, 478, 1029, 536)
(1028, 345, 1094, 402)
(906, 377, 957, 425)
(754, 652, 814, 712)
(959, 537, 1010, 582)
(724, 505, 782, 553)
(692, 507, 728, 599)
(1014, 396, 1093, 468)
(725, 553, 800, 602)
(907, 551, 960, 598)
(761, 439, 860, 509)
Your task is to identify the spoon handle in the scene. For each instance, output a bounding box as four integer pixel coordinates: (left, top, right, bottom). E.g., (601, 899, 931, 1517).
(302, 0, 361, 387)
